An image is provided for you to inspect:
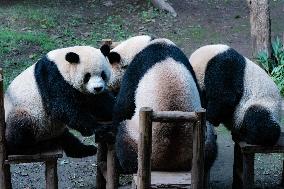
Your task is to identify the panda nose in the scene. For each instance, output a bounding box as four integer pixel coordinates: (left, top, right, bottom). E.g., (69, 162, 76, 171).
(94, 87, 103, 92)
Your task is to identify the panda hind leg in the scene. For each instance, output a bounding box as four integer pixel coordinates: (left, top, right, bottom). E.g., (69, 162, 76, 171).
(58, 129, 97, 158)
(5, 110, 37, 155)
(241, 105, 281, 146)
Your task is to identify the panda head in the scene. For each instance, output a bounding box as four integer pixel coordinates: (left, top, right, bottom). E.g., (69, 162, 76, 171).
(47, 45, 111, 95)
(106, 35, 153, 93)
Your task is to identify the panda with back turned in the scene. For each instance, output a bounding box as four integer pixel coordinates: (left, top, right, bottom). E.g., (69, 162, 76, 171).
(5, 45, 115, 157)
(107, 35, 217, 173)
(189, 44, 282, 145)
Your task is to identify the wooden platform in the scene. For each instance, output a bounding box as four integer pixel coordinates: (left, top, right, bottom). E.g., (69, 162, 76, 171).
(233, 132, 284, 189)
(132, 172, 191, 189)
(5, 145, 63, 164)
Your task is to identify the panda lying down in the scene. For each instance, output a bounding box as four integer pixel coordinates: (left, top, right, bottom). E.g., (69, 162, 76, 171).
(4, 45, 115, 158)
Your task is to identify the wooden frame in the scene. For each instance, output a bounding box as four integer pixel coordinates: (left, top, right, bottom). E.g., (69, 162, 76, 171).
(233, 132, 284, 189)
(0, 69, 63, 189)
(137, 107, 206, 189)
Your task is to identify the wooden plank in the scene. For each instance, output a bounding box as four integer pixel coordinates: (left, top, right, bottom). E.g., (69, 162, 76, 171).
(45, 160, 58, 189)
(6, 146, 63, 164)
(239, 132, 284, 153)
(191, 109, 205, 189)
(242, 153, 255, 189)
(106, 144, 119, 189)
(96, 143, 107, 189)
(152, 111, 198, 123)
(133, 172, 191, 188)
(137, 107, 153, 189)
(0, 69, 12, 189)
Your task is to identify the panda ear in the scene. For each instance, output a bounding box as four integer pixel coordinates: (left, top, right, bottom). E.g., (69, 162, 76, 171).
(108, 52, 121, 65)
(100, 44, 110, 57)
(65, 52, 80, 64)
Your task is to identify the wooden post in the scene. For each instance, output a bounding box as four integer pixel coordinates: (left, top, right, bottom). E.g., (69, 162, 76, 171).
(45, 160, 58, 189)
(242, 153, 255, 189)
(233, 143, 243, 189)
(106, 144, 119, 189)
(137, 107, 153, 189)
(247, 0, 272, 58)
(96, 143, 107, 189)
(0, 68, 12, 189)
(191, 109, 205, 189)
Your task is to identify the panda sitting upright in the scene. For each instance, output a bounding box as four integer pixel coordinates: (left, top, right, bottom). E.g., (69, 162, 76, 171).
(189, 44, 282, 145)
(107, 35, 217, 173)
(5, 45, 115, 157)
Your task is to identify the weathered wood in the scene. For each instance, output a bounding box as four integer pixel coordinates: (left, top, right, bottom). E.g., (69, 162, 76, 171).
(233, 143, 243, 189)
(242, 153, 254, 189)
(247, 0, 272, 58)
(137, 107, 153, 189)
(6, 146, 63, 164)
(152, 111, 198, 123)
(0, 69, 12, 189)
(191, 109, 205, 189)
(238, 132, 284, 153)
(282, 160, 284, 186)
(106, 144, 119, 189)
(96, 143, 107, 189)
(133, 171, 191, 188)
(45, 160, 58, 189)
(151, 0, 177, 17)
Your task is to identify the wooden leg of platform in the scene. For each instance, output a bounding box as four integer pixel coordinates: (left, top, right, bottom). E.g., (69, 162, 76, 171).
(106, 144, 119, 189)
(45, 159, 58, 189)
(0, 163, 12, 189)
(233, 143, 243, 189)
(96, 143, 107, 189)
(242, 153, 254, 189)
(281, 160, 284, 186)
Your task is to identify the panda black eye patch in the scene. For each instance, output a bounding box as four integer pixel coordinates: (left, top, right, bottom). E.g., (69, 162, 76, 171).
(84, 73, 91, 84)
(101, 71, 107, 81)
(65, 52, 80, 64)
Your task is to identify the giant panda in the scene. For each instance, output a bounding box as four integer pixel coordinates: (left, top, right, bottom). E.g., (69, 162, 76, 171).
(5, 45, 115, 157)
(189, 44, 282, 145)
(107, 35, 217, 173)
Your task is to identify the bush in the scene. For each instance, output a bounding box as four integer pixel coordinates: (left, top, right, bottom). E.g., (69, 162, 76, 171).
(257, 37, 284, 96)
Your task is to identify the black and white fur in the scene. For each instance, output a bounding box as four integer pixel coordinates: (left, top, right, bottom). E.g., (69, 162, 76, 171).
(5, 45, 115, 157)
(108, 36, 217, 173)
(189, 44, 282, 145)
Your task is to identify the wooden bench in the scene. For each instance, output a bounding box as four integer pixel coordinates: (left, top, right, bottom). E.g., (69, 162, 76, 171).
(96, 108, 207, 189)
(0, 69, 63, 189)
(233, 132, 284, 189)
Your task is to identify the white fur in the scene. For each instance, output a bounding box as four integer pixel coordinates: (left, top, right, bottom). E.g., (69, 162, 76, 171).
(126, 58, 201, 141)
(233, 58, 282, 128)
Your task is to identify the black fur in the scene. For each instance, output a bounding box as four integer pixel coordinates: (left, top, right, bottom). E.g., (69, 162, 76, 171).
(108, 52, 121, 64)
(34, 56, 115, 136)
(237, 105, 281, 145)
(113, 42, 200, 123)
(204, 48, 245, 126)
(65, 52, 80, 64)
(100, 44, 110, 57)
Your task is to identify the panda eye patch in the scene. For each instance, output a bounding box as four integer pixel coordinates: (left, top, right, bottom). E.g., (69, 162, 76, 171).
(101, 71, 107, 81)
(84, 73, 91, 84)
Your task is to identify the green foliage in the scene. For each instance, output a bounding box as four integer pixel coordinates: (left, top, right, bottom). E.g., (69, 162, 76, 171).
(257, 37, 284, 96)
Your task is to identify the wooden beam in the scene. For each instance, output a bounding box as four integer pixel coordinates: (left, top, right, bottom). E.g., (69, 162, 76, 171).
(137, 107, 153, 189)
(247, 0, 272, 58)
(191, 109, 205, 189)
(152, 111, 198, 123)
(96, 143, 107, 189)
(45, 160, 58, 189)
(106, 144, 119, 189)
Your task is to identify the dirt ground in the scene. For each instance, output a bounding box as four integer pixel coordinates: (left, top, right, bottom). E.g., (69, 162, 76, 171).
(1, 0, 284, 188)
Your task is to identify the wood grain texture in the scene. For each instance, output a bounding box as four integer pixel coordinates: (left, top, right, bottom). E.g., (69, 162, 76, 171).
(137, 107, 153, 189)
(152, 111, 198, 123)
(45, 160, 58, 189)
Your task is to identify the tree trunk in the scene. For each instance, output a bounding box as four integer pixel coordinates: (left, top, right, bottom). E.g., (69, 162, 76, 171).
(247, 0, 272, 58)
(151, 0, 177, 17)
